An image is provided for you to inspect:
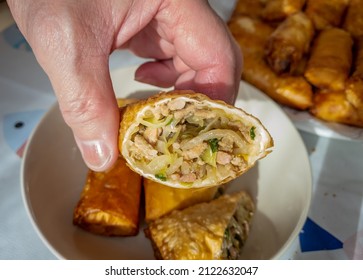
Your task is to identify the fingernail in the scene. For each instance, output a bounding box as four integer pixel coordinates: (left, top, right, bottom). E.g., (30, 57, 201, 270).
(75, 138, 112, 171)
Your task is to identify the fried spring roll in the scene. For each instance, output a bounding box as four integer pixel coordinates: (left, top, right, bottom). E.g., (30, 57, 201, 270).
(265, 12, 314, 74)
(231, 0, 265, 19)
(228, 16, 274, 57)
(261, 0, 306, 22)
(310, 90, 363, 127)
(305, 0, 349, 30)
(228, 16, 313, 110)
(304, 28, 353, 91)
(243, 54, 313, 110)
(73, 156, 142, 236)
(346, 37, 363, 109)
(144, 178, 222, 222)
(145, 191, 255, 260)
(343, 0, 363, 39)
(119, 90, 273, 189)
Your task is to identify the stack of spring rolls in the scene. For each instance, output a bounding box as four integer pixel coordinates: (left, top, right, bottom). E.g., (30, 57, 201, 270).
(73, 92, 273, 260)
(228, 0, 363, 127)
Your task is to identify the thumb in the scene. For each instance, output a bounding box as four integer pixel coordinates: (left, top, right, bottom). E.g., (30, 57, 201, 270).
(53, 61, 120, 172)
(7, 1, 120, 171)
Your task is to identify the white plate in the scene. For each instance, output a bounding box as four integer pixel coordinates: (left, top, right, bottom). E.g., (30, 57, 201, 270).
(21, 66, 312, 260)
(283, 107, 363, 142)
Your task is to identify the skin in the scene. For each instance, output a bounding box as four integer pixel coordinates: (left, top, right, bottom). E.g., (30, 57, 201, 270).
(7, 0, 242, 171)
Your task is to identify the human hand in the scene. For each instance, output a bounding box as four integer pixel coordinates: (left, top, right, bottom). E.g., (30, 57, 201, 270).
(7, 0, 242, 171)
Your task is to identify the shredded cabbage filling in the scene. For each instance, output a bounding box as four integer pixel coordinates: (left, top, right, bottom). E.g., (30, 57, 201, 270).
(128, 99, 257, 184)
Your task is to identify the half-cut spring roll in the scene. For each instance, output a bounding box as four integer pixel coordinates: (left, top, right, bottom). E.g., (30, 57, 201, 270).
(343, 0, 363, 39)
(305, 0, 350, 30)
(73, 156, 142, 236)
(144, 191, 255, 260)
(304, 28, 353, 91)
(261, 0, 306, 22)
(119, 90, 273, 189)
(265, 12, 314, 74)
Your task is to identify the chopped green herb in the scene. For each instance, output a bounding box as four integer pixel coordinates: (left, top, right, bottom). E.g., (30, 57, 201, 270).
(166, 117, 174, 126)
(224, 228, 230, 240)
(250, 126, 256, 140)
(155, 173, 167, 181)
(208, 138, 219, 153)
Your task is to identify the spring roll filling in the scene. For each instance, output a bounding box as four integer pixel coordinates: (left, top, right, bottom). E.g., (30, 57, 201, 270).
(222, 204, 253, 260)
(125, 98, 261, 185)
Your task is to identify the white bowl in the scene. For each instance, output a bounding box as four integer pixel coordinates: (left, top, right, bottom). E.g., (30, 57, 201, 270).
(21, 66, 312, 260)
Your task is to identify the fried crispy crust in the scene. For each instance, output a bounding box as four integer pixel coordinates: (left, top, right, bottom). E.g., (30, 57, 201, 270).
(228, 16, 313, 110)
(144, 178, 221, 223)
(305, 0, 349, 30)
(73, 156, 142, 236)
(144, 191, 255, 260)
(304, 28, 353, 91)
(265, 12, 314, 74)
(261, 0, 306, 22)
(343, 0, 363, 39)
(310, 90, 363, 127)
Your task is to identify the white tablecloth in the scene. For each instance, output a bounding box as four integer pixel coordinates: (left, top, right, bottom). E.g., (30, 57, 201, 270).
(1, 1, 362, 260)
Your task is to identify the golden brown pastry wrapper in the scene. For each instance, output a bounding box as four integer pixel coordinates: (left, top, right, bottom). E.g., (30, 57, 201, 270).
(73, 156, 142, 236)
(145, 191, 255, 260)
(144, 178, 221, 222)
(119, 90, 273, 189)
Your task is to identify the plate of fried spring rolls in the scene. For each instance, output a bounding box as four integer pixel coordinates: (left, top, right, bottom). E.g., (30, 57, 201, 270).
(229, 0, 363, 139)
(118, 90, 273, 189)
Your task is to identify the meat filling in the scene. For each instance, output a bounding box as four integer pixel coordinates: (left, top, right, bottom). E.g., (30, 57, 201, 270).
(126, 99, 258, 185)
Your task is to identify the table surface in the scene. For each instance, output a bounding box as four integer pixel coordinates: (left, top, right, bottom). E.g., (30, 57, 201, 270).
(1, 1, 362, 260)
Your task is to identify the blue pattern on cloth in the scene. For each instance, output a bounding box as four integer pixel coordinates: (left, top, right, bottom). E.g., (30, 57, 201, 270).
(299, 217, 343, 252)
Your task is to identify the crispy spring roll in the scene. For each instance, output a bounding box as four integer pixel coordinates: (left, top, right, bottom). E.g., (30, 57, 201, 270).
(231, 0, 265, 19)
(265, 12, 314, 74)
(228, 16, 274, 57)
(346, 37, 363, 109)
(343, 0, 363, 39)
(304, 28, 353, 91)
(73, 156, 142, 236)
(305, 0, 349, 30)
(144, 178, 222, 222)
(243, 54, 313, 110)
(228, 16, 313, 109)
(145, 191, 255, 260)
(310, 90, 363, 127)
(119, 90, 273, 189)
(261, 0, 306, 22)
